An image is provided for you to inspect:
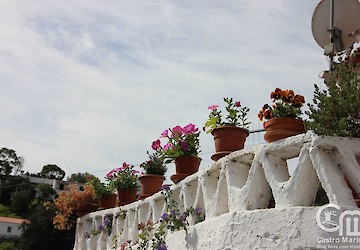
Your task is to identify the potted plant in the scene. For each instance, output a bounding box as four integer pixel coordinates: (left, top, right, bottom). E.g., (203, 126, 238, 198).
(153, 123, 201, 184)
(87, 176, 116, 209)
(258, 88, 306, 143)
(46, 184, 97, 230)
(138, 149, 167, 200)
(106, 162, 139, 206)
(204, 97, 250, 161)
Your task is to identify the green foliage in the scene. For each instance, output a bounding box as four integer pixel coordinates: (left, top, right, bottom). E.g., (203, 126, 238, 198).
(69, 172, 95, 183)
(87, 177, 114, 199)
(306, 60, 360, 137)
(36, 183, 56, 201)
(0, 176, 33, 204)
(0, 148, 24, 176)
(40, 164, 65, 180)
(204, 97, 250, 133)
(20, 203, 75, 250)
(140, 151, 167, 176)
(106, 163, 139, 189)
(10, 188, 34, 214)
(0, 240, 18, 250)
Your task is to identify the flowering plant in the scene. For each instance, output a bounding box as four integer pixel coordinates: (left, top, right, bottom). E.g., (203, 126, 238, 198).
(106, 162, 139, 189)
(140, 150, 167, 176)
(258, 88, 305, 122)
(152, 123, 200, 162)
(87, 176, 114, 200)
(204, 97, 250, 133)
(45, 184, 96, 230)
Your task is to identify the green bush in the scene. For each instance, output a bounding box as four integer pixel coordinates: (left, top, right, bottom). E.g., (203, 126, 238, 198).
(306, 59, 360, 137)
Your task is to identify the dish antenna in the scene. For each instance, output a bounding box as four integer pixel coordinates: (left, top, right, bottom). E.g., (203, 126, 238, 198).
(311, 0, 360, 70)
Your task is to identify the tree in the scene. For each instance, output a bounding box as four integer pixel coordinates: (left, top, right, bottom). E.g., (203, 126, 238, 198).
(68, 172, 94, 183)
(40, 164, 65, 180)
(36, 183, 56, 201)
(0, 176, 32, 203)
(10, 188, 34, 213)
(0, 148, 24, 176)
(20, 203, 75, 250)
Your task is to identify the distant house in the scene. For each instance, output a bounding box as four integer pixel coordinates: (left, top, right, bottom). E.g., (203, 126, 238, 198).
(0, 216, 29, 238)
(24, 176, 86, 196)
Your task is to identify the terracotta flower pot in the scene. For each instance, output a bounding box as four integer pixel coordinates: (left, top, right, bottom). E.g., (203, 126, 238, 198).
(139, 174, 164, 200)
(76, 203, 99, 217)
(98, 193, 117, 210)
(171, 156, 201, 184)
(211, 126, 249, 161)
(117, 187, 137, 206)
(264, 117, 305, 143)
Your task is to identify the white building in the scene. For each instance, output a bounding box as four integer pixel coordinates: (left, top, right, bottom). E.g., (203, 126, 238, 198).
(0, 216, 29, 238)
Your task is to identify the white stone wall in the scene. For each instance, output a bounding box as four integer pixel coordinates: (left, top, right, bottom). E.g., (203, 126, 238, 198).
(74, 132, 360, 249)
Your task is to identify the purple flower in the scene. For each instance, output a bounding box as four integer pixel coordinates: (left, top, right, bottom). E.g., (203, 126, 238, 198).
(179, 140, 189, 152)
(156, 244, 167, 250)
(161, 185, 170, 191)
(180, 213, 187, 222)
(195, 207, 203, 215)
(161, 213, 169, 221)
(97, 224, 104, 231)
(104, 217, 111, 226)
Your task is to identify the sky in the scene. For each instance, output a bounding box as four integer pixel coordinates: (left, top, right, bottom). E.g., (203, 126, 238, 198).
(0, 0, 331, 183)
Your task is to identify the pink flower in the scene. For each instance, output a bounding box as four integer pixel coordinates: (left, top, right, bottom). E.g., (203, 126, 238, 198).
(183, 123, 198, 134)
(208, 105, 219, 110)
(160, 129, 168, 138)
(163, 143, 173, 151)
(171, 126, 183, 137)
(152, 139, 161, 150)
(235, 101, 241, 107)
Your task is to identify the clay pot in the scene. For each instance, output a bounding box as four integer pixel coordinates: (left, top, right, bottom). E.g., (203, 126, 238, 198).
(76, 203, 99, 217)
(139, 174, 164, 200)
(264, 117, 305, 143)
(117, 187, 137, 206)
(211, 126, 249, 161)
(171, 156, 201, 184)
(98, 193, 117, 210)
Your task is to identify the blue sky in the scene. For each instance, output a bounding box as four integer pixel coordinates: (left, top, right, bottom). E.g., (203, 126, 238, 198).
(0, 1, 330, 182)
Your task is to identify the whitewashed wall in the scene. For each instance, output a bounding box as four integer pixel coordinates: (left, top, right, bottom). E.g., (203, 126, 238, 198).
(74, 132, 360, 249)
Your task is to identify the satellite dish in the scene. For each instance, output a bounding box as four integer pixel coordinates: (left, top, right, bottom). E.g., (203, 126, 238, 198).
(312, 0, 360, 52)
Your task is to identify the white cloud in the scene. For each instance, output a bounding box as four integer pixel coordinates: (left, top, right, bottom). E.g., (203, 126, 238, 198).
(0, 0, 329, 182)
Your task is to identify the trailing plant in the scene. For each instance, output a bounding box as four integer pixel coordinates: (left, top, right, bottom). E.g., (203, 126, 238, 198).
(306, 55, 360, 137)
(258, 88, 305, 122)
(86, 213, 113, 237)
(204, 97, 250, 133)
